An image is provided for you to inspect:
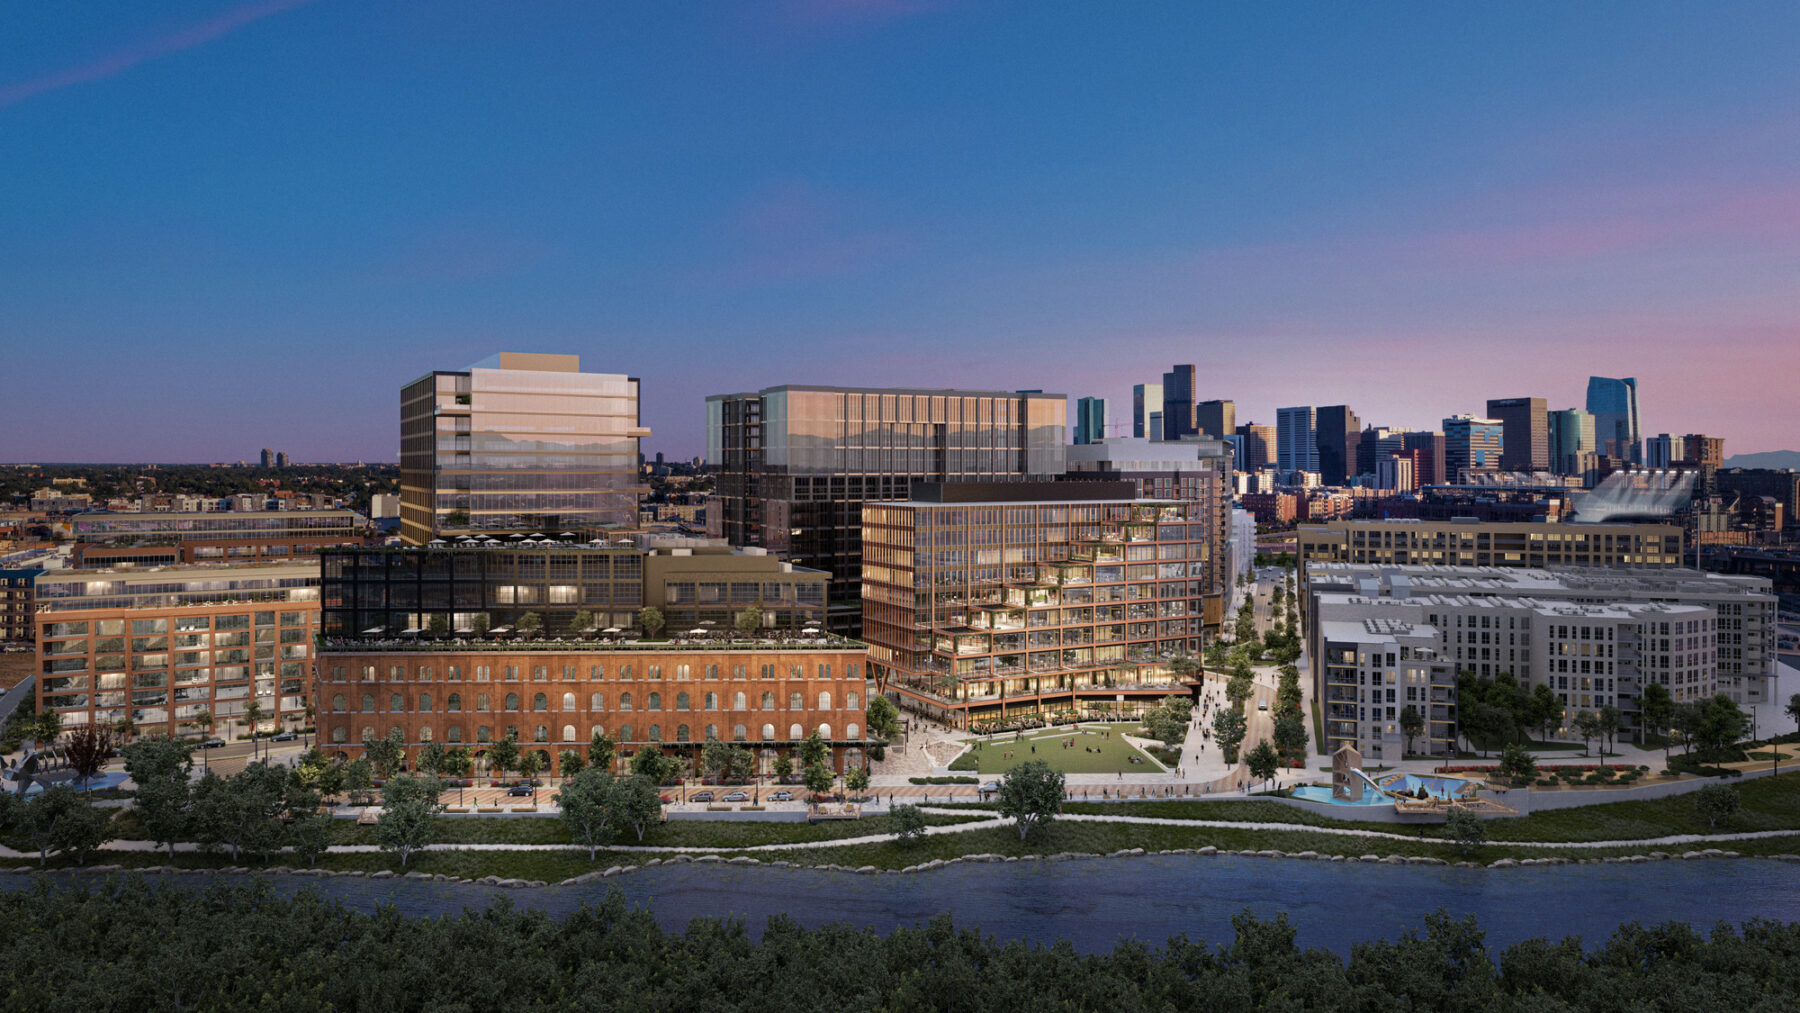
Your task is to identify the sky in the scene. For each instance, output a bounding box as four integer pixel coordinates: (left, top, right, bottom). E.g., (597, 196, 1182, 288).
(3, 1, 1798, 463)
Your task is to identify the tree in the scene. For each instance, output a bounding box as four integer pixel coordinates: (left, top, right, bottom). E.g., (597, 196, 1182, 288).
(295, 748, 343, 797)
(995, 761, 1065, 840)
(1443, 808, 1487, 857)
(283, 783, 333, 867)
(798, 730, 829, 769)
(470, 612, 491, 637)
(589, 729, 617, 774)
(18, 785, 115, 866)
(727, 746, 755, 783)
(1574, 711, 1599, 756)
(122, 738, 195, 858)
(190, 763, 290, 863)
(441, 746, 473, 783)
(516, 750, 544, 786)
(638, 606, 665, 639)
(516, 611, 544, 637)
(425, 611, 449, 635)
(630, 743, 670, 784)
(365, 727, 406, 779)
(733, 605, 763, 638)
(1143, 695, 1191, 749)
(1225, 672, 1254, 712)
(1272, 712, 1308, 768)
(244, 701, 264, 745)
(569, 609, 594, 636)
(1597, 706, 1621, 756)
(845, 764, 870, 794)
(1400, 706, 1425, 756)
(803, 760, 835, 799)
(890, 803, 927, 844)
(558, 748, 585, 779)
(1693, 694, 1747, 759)
(375, 775, 445, 868)
(112, 714, 137, 746)
(1531, 684, 1564, 744)
(554, 768, 618, 859)
(1787, 693, 1800, 740)
(865, 694, 902, 741)
(1694, 783, 1740, 829)
(34, 709, 63, 747)
(417, 740, 447, 778)
(1169, 654, 1203, 685)
(1234, 601, 1258, 644)
(1212, 706, 1247, 764)
(342, 757, 375, 804)
(701, 736, 732, 780)
(773, 755, 794, 781)
(1640, 683, 1674, 766)
(1496, 742, 1537, 782)
(613, 774, 664, 841)
(489, 734, 521, 783)
(63, 725, 115, 788)
(1246, 739, 1279, 790)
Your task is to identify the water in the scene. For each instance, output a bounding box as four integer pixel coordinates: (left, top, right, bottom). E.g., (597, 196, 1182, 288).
(11, 856, 1799, 956)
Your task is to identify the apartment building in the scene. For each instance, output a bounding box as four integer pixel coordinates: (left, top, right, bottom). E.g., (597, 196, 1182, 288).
(69, 510, 360, 567)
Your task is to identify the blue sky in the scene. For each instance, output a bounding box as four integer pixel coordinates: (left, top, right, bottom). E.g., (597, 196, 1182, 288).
(4, 1, 1798, 462)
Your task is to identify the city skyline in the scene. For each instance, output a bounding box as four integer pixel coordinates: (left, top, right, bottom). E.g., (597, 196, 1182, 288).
(6, 3, 1800, 463)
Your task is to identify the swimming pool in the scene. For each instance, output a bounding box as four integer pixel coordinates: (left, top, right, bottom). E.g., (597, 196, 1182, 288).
(1290, 771, 1480, 806)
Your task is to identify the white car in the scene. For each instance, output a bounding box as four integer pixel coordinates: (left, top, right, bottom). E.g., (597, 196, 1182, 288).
(1257, 700, 1269, 711)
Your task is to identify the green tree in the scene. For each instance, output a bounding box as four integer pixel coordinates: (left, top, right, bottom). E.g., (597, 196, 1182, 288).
(845, 764, 871, 794)
(1787, 693, 1800, 739)
(112, 714, 137, 746)
(1640, 682, 1674, 765)
(375, 775, 445, 867)
(425, 612, 449, 635)
(1443, 808, 1487, 857)
(516, 750, 544, 786)
(1672, 702, 1704, 756)
(470, 612, 491, 637)
(553, 768, 618, 859)
(1400, 705, 1425, 756)
(1143, 695, 1191, 749)
(364, 727, 407, 779)
(416, 740, 447, 778)
(797, 729, 829, 769)
(773, 755, 794, 781)
(1694, 783, 1740, 829)
(1574, 710, 1599, 756)
(803, 760, 835, 799)
(889, 803, 927, 844)
(1496, 741, 1537, 782)
(441, 746, 473, 782)
(1212, 706, 1247, 764)
(1272, 711, 1308, 768)
(1234, 601, 1258, 644)
(342, 757, 375, 804)
(489, 734, 521, 782)
(569, 609, 594, 635)
(18, 785, 115, 866)
(1246, 739, 1279, 790)
(295, 748, 344, 798)
(1531, 684, 1564, 744)
(865, 694, 902, 741)
(733, 605, 763, 638)
(613, 774, 664, 841)
(589, 729, 617, 774)
(1225, 672, 1254, 712)
(630, 743, 670, 784)
(1598, 705, 1621, 756)
(516, 611, 544, 637)
(995, 761, 1065, 840)
(243, 701, 264, 744)
(283, 783, 333, 867)
(190, 763, 290, 863)
(122, 738, 195, 858)
(1693, 694, 1748, 759)
(638, 606, 665, 639)
(701, 736, 732, 780)
(727, 746, 755, 783)
(558, 748, 586, 779)
(34, 709, 63, 747)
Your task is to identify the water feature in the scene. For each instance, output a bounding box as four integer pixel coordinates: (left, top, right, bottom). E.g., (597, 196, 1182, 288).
(1291, 770, 1478, 806)
(11, 856, 1798, 956)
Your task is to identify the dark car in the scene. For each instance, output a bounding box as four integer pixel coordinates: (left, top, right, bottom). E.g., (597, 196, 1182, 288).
(272, 732, 297, 742)
(723, 790, 750, 803)
(768, 790, 794, 802)
(690, 791, 715, 803)
(506, 784, 535, 797)
(201, 739, 227, 749)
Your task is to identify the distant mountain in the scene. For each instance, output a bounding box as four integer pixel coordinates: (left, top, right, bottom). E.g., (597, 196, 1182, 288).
(1724, 450, 1800, 470)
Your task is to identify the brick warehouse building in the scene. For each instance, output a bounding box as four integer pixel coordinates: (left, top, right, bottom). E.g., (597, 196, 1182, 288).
(315, 537, 868, 774)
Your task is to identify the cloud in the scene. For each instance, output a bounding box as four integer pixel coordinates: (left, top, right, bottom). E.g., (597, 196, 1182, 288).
(0, 0, 314, 110)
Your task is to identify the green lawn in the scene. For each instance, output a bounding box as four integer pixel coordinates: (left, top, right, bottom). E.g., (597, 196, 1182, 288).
(948, 724, 1166, 775)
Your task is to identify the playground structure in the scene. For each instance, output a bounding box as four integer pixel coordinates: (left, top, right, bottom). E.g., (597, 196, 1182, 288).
(1310, 743, 1517, 815)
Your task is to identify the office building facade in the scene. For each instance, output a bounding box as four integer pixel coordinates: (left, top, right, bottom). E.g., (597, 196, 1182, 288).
(1444, 415, 1504, 481)
(1315, 405, 1361, 486)
(1132, 383, 1162, 439)
(399, 353, 650, 545)
(1277, 406, 1318, 473)
(1548, 409, 1596, 476)
(862, 483, 1214, 729)
(1074, 397, 1110, 445)
(1235, 423, 1275, 473)
(1160, 365, 1196, 441)
(69, 510, 360, 568)
(1487, 397, 1549, 473)
(1194, 400, 1235, 440)
(1586, 376, 1642, 464)
(706, 385, 1067, 634)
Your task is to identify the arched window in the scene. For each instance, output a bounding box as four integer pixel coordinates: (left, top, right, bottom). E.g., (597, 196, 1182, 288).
(818, 691, 831, 711)
(675, 692, 690, 711)
(562, 724, 576, 742)
(676, 724, 691, 743)
(534, 726, 548, 743)
(391, 693, 405, 712)
(761, 723, 775, 741)
(504, 693, 519, 712)
(818, 723, 832, 739)
(788, 692, 802, 710)
(733, 692, 746, 711)
(761, 692, 774, 710)
(476, 694, 490, 712)
(589, 692, 604, 711)
(331, 727, 346, 743)
(477, 725, 492, 743)
(648, 692, 662, 711)
(700, 723, 715, 741)
(618, 724, 633, 742)
(648, 724, 662, 742)
(733, 723, 747, 741)
(532, 693, 547, 712)
(332, 694, 345, 712)
(361, 693, 375, 712)
(360, 726, 374, 743)
(562, 692, 575, 711)
(703, 692, 717, 711)
(447, 693, 462, 713)
(846, 723, 860, 740)
(846, 691, 860, 711)
(390, 725, 404, 741)
(619, 693, 632, 711)
(788, 723, 803, 740)
(419, 693, 433, 713)
(420, 726, 434, 743)
(447, 726, 463, 742)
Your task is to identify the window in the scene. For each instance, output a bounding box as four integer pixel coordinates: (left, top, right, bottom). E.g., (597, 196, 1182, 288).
(789, 692, 803, 710)
(619, 692, 633, 711)
(477, 726, 492, 742)
(476, 666, 491, 682)
(762, 723, 775, 741)
(360, 693, 375, 712)
(818, 723, 832, 739)
(447, 693, 461, 713)
(618, 724, 633, 742)
(676, 664, 690, 681)
(648, 692, 661, 711)
(732, 692, 746, 711)
(705, 724, 717, 741)
(391, 694, 404, 712)
(562, 724, 576, 742)
(534, 726, 548, 743)
(420, 726, 434, 743)
(788, 723, 803, 740)
(676, 692, 690, 711)
(733, 724, 747, 741)
(447, 726, 463, 742)
(533, 665, 547, 681)
(562, 692, 576, 711)
(818, 691, 832, 711)
(676, 724, 691, 743)
(476, 694, 490, 712)
(761, 692, 775, 710)
(533, 693, 547, 712)
(589, 692, 604, 711)
(331, 694, 346, 713)
(332, 727, 346, 743)
(505, 693, 520, 712)
(847, 723, 860, 740)
(419, 693, 433, 713)
(649, 725, 662, 742)
(846, 691, 860, 711)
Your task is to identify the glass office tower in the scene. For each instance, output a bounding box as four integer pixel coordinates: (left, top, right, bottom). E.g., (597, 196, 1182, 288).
(706, 386, 1067, 635)
(400, 353, 650, 545)
(1586, 376, 1641, 464)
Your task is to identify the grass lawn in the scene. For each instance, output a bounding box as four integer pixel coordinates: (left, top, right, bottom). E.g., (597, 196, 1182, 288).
(948, 724, 1165, 775)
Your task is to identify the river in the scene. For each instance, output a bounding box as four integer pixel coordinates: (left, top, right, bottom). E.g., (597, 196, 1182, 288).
(10, 856, 1800, 955)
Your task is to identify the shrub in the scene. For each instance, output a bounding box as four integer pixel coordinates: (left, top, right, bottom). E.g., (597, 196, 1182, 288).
(907, 776, 979, 785)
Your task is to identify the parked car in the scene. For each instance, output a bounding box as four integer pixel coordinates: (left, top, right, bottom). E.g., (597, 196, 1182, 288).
(769, 790, 794, 802)
(506, 784, 534, 797)
(980, 781, 1000, 793)
(272, 732, 297, 742)
(201, 739, 227, 749)
(1257, 699, 1269, 711)
(690, 791, 715, 803)
(723, 790, 750, 803)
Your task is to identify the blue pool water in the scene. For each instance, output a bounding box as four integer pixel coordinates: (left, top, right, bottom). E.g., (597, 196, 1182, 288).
(1292, 771, 1480, 806)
